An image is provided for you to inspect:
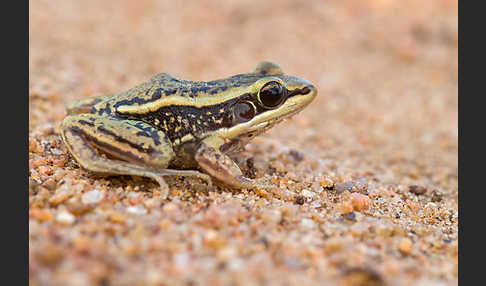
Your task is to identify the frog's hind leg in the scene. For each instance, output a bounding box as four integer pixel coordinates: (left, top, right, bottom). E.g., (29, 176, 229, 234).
(61, 114, 212, 193)
(66, 94, 115, 115)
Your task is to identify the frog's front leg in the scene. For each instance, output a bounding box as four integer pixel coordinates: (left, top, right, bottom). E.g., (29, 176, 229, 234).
(60, 114, 212, 193)
(195, 139, 271, 190)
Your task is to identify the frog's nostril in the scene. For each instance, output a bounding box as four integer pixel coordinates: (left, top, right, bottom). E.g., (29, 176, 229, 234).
(302, 87, 311, 94)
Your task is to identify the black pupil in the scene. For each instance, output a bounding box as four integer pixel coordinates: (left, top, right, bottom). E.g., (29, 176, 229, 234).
(260, 82, 284, 108)
(234, 102, 255, 123)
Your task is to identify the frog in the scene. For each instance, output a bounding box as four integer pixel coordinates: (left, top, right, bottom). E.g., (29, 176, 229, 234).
(61, 61, 317, 192)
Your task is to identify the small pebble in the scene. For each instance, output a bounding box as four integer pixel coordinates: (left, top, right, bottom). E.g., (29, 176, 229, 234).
(431, 189, 443, 202)
(300, 218, 316, 229)
(126, 205, 147, 215)
(73, 235, 91, 253)
(311, 200, 321, 208)
(30, 209, 53, 222)
(398, 238, 413, 255)
(351, 193, 371, 212)
(342, 267, 383, 286)
(295, 195, 305, 205)
(341, 200, 354, 214)
(409, 185, 427, 195)
(336, 181, 354, 194)
(36, 244, 64, 266)
(319, 177, 334, 188)
(110, 211, 125, 223)
(38, 165, 54, 176)
(288, 149, 304, 162)
(56, 211, 75, 225)
(301, 189, 315, 199)
(311, 181, 322, 193)
(49, 190, 71, 206)
(204, 230, 226, 249)
(50, 148, 63, 155)
(66, 202, 94, 216)
(81, 189, 104, 204)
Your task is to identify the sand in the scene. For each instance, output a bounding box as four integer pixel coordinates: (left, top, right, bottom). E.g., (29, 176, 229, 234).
(29, 1, 458, 285)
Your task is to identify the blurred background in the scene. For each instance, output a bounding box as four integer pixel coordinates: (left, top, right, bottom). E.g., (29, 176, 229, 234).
(29, 0, 458, 285)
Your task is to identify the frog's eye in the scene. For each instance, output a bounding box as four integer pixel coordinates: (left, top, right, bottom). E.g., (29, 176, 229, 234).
(234, 101, 256, 123)
(257, 81, 287, 109)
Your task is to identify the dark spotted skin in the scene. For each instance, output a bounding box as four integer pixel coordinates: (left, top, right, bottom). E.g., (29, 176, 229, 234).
(122, 100, 237, 143)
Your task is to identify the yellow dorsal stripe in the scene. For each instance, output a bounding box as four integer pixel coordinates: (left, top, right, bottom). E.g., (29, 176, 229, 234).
(116, 88, 250, 114)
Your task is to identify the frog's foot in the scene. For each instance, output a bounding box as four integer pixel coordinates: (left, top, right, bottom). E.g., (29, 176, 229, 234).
(195, 141, 277, 192)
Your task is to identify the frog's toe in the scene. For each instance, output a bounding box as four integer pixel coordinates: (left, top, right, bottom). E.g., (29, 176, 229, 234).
(200, 174, 213, 187)
(189, 173, 214, 188)
(143, 171, 167, 187)
(143, 174, 169, 197)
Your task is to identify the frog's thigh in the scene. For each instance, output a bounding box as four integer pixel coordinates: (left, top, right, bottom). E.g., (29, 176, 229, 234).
(63, 114, 175, 166)
(61, 114, 179, 187)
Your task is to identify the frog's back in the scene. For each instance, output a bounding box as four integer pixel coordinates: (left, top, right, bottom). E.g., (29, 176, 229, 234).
(98, 72, 268, 116)
(118, 72, 263, 99)
(92, 62, 289, 116)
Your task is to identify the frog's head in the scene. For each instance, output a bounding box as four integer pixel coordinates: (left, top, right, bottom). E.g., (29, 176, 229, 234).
(218, 61, 317, 146)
